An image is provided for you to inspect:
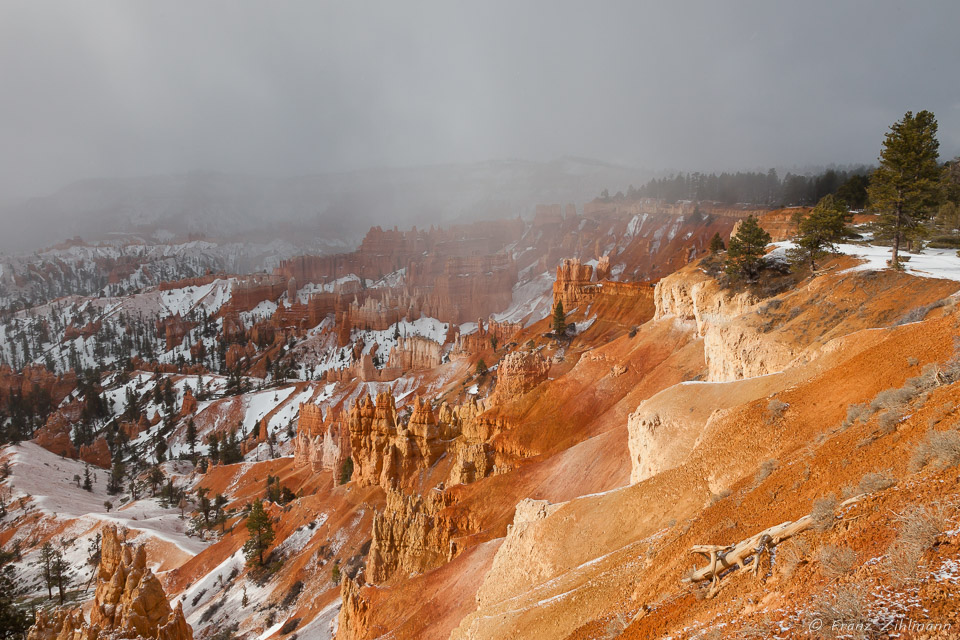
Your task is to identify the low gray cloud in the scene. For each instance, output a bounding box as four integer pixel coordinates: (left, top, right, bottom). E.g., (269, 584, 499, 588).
(1, 0, 958, 203)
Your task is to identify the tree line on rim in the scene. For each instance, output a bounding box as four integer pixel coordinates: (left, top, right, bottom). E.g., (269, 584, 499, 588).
(715, 110, 958, 279)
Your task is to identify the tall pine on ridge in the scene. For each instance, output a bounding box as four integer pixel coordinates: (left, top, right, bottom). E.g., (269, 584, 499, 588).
(725, 216, 771, 281)
(868, 110, 943, 268)
(244, 499, 275, 566)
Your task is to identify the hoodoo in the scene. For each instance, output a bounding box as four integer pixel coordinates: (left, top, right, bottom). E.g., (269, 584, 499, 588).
(27, 526, 193, 640)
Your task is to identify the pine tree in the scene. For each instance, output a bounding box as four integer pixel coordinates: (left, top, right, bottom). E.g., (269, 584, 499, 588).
(789, 195, 852, 269)
(709, 232, 725, 253)
(0, 557, 32, 638)
(186, 419, 197, 459)
(552, 301, 566, 335)
(83, 465, 92, 491)
(50, 546, 71, 604)
(214, 493, 229, 533)
(107, 459, 125, 495)
(207, 433, 220, 464)
(868, 110, 944, 268)
(37, 543, 55, 600)
(148, 466, 164, 496)
(725, 216, 771, 280)
(243, 499, 275, 566)
(475, 359, 487, 376)
(339, 456, 353, 485)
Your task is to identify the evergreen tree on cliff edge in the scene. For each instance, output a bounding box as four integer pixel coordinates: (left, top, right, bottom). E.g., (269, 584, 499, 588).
(244, 499, 275, 566)
(868, 110, 943, 268)
(725, 216, 771, 281)
(552, 301, 566, 335)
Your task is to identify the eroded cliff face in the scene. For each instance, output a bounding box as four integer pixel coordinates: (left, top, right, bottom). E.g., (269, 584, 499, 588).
(627, 374, 785, 484)
(27, 526, 193, 640)
(32, 400, 112, 468)
(387, 335, 442, 371)
(468, 499, 564, 612)
(493, 350, 550, 400)
(653, 267, 783, 381)
(0, 363, 76, 410)
(450, 318, 521, 360)
(367, 487, 458, 583)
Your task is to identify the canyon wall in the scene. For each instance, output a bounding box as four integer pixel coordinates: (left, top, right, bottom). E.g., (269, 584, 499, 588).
(653, 267, 777, 382)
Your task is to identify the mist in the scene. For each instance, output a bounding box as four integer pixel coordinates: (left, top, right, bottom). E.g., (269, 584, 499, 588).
(1, 1, 958, 248)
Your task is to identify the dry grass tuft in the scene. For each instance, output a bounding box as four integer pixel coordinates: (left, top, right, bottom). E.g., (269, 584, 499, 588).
(875, 409, 903, 435)
(842, 403, 869, 430)
(909, 429, 960, 473)
(709, 488, 732, 505)
(811, 495, 839, 532)
(764, 399, 789, 424)
(817, 544, 856, 578)
(885, 503, 950, 584)
(775, 536, 811, 579)
(856, 471, 896, 493)
(753, 459, 779, 486)
(810, 586, 870, 639)
(870, 387, 917, 412)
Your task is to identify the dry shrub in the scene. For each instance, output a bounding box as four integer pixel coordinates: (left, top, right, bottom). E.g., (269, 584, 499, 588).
(709, 488, 732, 505)
(906, 363, 940, 392)
(842, 403, 869, 429)
(927, 401, 955, 428)
(810, 586, 870, 639)
(886, 503, 949, 584)
(870, 386, 917, 412)
(753, 459, 779, 486)
(817, 544, 856, 578)
(909, 429, 960, 473)
(942, 351, 960, 383)
(736, 617, 773, 639)
(775, 536, 811, 579)
(811, 495, 838, 532)
(764, 399, 789, 424)
(875, 409, 903, 435)
(857, 471, 896, 493)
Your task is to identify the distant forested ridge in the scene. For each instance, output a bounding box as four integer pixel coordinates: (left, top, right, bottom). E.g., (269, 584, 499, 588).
(601, 167, 872, 209)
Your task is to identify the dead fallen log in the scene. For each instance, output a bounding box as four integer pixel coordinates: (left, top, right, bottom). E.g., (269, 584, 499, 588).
(684, 495, 862, 586)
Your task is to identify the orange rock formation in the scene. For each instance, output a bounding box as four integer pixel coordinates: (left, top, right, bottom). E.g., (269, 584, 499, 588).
(27, 526, 193, 640)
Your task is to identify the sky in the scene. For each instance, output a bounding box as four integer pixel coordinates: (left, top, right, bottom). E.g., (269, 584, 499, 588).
(1, 0, 959, 201)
